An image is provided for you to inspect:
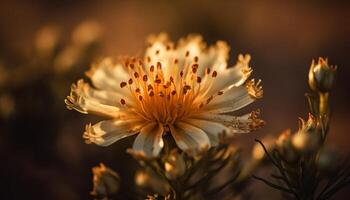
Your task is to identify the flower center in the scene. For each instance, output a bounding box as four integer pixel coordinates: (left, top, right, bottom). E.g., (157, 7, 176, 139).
(118, 55, 221, 125)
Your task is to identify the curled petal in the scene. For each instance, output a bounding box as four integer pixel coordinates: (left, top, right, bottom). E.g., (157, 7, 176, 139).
(132, 122, 164, 157)
(65, 79, 134, 117)
(83, 118, 145, 146)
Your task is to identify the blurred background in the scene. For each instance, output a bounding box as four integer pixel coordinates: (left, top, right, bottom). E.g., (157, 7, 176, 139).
(0, 0, 349, 199)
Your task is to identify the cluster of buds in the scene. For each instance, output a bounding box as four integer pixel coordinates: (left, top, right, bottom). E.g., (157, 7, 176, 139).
(253, 58, 350, 200)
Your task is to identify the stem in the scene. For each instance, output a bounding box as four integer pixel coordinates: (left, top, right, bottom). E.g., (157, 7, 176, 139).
(319, 92, 329, 116)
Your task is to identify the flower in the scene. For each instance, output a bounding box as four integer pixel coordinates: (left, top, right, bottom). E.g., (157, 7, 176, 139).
(91, 163, 120, 198)
(65, 33, 264, 157)
(308, 57, 337, 93)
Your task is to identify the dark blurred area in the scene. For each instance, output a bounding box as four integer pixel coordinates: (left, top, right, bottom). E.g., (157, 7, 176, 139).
(0, 0, 349, 199)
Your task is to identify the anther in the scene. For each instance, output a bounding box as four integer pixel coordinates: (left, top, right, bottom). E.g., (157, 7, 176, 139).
(157, 62, 162, 69)
(148, 84, 153, 91)
(128, 78, 133, 85)
(149, 91, 154, 97)
(212, 71, 217, 77)
(120, 99, 126, 105)
(139, 96, 143, 101)
(206, 96, 213, 104)
(147, 56, 151, 63)
(180, 71, 184, 77)
(155, 79, 162, 84)
(197, 76, 202, 83)
(135, 88, 141, 93)
(171, 90, 177, 95)
(174, 59, 178, 64)
(206, 68, 211, 74)
(143, 75, 148, 82)
(194, 56, 199, 62)
(134, 72, 139, 78)
(150, 65, 155, 72)
(129, 63, 135, 69)
(155, 50, 160, 55)
(218, 91, 224, 95)
(185, 51, 190, 57)
(120, 82, 127, 88)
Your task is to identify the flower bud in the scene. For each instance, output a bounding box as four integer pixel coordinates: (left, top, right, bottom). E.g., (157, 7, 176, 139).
(91, 163, 120, 198)
(164, 150, 186, 180)
(275, 129, 298, 162)
(291, 130, 320, 153)
(308, 58, 337, 92)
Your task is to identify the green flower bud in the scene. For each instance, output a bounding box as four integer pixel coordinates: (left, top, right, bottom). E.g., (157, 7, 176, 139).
(308, 58, 337, 92)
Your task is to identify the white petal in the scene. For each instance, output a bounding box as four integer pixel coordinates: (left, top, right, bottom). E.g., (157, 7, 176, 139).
(204, 54, 252, 95)
(83, 118, 145, 146)
(197, 40, 229, 75)
(185, 118, 230, 146)
(193, 110, 265, 134)
(132, 122, 164, 157)
(204, 79, 262, 114)
(87, 58, 131, 96)
(169, 121, 210, 155)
